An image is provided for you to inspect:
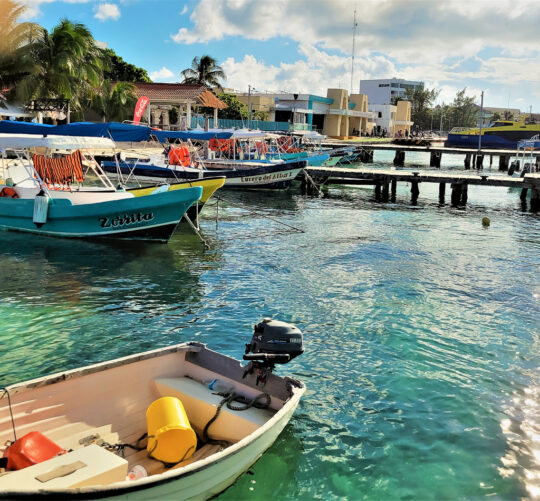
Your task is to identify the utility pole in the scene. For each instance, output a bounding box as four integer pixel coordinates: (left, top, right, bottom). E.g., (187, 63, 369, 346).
(350, 8, 357, 94)
(478, 90, 484, 151)
(247, 85, 252, 130)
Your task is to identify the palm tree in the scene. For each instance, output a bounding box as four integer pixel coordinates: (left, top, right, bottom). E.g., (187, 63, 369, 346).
(180, 55, 225, 90)
(14, 19, 107, 112)
(0, 0, 43, 89)
(91, 80, 137, 122)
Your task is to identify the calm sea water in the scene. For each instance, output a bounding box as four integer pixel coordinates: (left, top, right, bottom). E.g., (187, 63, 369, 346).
(0, 151, 538, 500)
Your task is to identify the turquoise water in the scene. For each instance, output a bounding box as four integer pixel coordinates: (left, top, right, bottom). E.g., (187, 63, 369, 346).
(1, 151, 539, 500)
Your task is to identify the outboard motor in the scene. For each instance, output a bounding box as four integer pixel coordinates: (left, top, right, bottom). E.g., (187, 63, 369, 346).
(243, 318, 303, 386)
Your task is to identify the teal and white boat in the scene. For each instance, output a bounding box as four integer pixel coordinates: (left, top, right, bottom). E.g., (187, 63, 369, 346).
(0, 134, 202, 243)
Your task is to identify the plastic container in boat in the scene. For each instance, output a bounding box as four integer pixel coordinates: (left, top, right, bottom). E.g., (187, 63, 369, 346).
(146, 397, 197, 464)
(3, 431, 64, 470)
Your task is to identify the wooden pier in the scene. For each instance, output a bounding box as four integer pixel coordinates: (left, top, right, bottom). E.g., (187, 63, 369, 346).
(303, 166, 540, 212)
(323, 141, 540, 171)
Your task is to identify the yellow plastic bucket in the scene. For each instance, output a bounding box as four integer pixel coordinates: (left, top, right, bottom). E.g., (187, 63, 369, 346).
(146, 397, 197, 464)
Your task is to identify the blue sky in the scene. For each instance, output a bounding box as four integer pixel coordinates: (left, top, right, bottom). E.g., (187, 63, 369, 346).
(20, 0, 540, 113)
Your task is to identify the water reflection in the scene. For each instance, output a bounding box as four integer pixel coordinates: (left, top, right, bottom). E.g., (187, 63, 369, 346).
(0, 230, 210, 307)
(500, 384, 540, 498)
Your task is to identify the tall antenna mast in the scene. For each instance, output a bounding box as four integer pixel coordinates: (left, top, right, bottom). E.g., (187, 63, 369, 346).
(350, 8, 357, 94)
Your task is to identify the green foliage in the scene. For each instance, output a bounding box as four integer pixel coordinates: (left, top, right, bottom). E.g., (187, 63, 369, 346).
(180, 55, 225, 90)
(12, 19, 107, 112)
(0, 0, 44, 89)
(401, 85, 440, 131)
(446, 88, 477, 128)
(91, 80, 137, 122)
(103, 49, 151, 83)
(199, 93, 246, 120)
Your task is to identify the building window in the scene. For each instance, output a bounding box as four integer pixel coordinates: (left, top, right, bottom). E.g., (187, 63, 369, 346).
(378, 112, 382, 118)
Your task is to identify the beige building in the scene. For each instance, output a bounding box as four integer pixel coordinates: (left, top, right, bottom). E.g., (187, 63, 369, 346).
(322, 89, 373, 138)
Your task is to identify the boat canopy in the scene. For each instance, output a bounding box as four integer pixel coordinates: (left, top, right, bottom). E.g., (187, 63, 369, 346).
(151, 129, 233, 142)
(0, 133, 116, 150)
(0, 121, 150, 142)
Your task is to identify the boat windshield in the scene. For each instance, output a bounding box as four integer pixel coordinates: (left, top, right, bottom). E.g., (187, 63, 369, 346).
(489, 121, 514, 128)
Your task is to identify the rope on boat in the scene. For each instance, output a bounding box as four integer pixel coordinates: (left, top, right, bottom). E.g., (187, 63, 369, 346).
(303, 169, 324, 198)
(214, 196, 305, 234)
(202, 392, 271, 444)
(183, 212, 210, 250)
(1, 387, 17, 442)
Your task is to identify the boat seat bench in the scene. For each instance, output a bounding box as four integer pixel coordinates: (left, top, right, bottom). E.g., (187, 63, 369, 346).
(153, 377, 275, 443)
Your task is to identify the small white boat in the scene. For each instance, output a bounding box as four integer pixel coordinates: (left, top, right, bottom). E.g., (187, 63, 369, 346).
(0, 319, 305, 499)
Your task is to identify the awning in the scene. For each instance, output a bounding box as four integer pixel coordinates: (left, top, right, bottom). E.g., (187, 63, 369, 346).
(152, 129, 233, 142)
(0, 121, 151, 142)
(0, 133, 116, 150)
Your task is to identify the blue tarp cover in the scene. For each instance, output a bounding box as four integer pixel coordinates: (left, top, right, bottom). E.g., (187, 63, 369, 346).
(151, 129, 232, 142)
(0, 121, 233, 142)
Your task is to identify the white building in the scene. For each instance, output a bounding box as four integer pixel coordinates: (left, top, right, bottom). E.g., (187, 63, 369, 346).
(360, 78, 423, 105)
(369, 102, 413, 137)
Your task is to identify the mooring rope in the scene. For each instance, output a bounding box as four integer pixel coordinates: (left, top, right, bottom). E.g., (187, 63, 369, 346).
(1, 387, 17, 442)
(214, 196, 305, 233)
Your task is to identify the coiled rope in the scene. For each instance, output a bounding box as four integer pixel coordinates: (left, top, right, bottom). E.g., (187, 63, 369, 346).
(202, 392, 271, 444)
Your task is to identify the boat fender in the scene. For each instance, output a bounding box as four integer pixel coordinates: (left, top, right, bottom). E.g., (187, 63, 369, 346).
(0, 187, 19, 199)
(508, 165, 515, 176)
(33, 190, 50, 228)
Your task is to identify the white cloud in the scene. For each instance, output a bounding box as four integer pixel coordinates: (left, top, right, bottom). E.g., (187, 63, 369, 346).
(94, 3, 120, 21)
(150, 67, 175, 82)
(180, 5, 188, 15)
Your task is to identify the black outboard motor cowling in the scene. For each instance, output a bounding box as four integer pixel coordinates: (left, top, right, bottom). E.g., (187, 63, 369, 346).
(243, 318, 303, 385)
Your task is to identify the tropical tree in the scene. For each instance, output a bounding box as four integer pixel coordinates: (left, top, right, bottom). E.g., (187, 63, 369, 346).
(0, 0, 43, 89)
(446, 88, 477, 128)
(399, 85, 440, 131)
(104, 49, 151, 83)
(180, 55, 225, 90)
(91, 80, 137, 122)
(14, 19, 108, 113)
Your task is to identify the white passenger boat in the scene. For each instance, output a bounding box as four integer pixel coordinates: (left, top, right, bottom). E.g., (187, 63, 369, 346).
(0, 319, 306, 499)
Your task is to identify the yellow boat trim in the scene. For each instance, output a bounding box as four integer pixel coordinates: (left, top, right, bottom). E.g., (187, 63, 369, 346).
(129, 177, 225, 203)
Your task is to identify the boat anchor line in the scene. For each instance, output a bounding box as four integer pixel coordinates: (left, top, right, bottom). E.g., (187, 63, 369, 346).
(214, 196, 305, 234)
(183, 212, 210, 250)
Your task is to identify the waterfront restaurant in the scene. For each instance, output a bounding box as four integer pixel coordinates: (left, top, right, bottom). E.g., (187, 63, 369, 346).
(131, 83, 227, 130)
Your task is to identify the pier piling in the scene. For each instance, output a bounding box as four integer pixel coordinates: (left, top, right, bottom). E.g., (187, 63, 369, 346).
(499, 155, 510, 171)
(430, 151, 442, 168)
(475, 155, 484, 169)
(411, 181, 420, 204)
(531, 188, 540, 212)
(439, 182, 446, 204)
(374, 183, 381, 200)
(391, 179, 397, 202)
(464, 154, 471, 169)
(394, 150, 405, 166)
(381, 180, 390, 201)
(460, 184, 468, 205)
(451, 183, 462, 206)
(361, 149, 374, 163)
(520, 188, 528, 203)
